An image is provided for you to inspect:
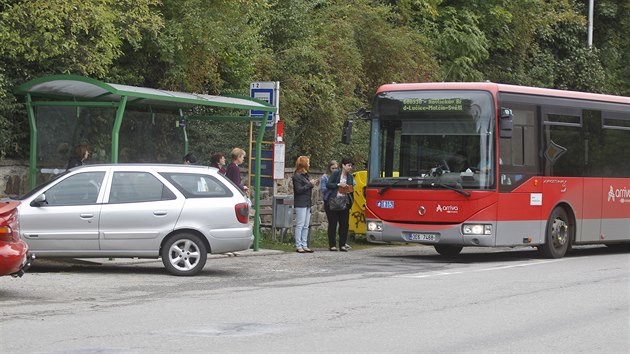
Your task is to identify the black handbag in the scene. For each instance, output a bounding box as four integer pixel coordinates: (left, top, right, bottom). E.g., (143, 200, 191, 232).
(329, 195, 348, 211)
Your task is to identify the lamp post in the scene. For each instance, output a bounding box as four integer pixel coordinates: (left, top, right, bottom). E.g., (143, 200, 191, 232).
(588, 0, 594, 48)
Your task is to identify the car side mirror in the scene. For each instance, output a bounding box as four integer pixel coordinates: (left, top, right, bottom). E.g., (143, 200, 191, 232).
(499, 108, 513, 139)
(31, 193, 47, 207)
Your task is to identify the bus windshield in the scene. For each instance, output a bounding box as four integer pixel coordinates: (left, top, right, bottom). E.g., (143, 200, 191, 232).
(369, 90, 495, 190)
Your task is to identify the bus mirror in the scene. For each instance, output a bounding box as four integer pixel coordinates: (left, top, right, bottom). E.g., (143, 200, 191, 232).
(499, 108, 513, 138)
(355, 107, 371, 119)
(341, 119, 353, 144)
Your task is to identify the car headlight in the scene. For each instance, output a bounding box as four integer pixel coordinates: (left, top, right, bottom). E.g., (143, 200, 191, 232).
(462, 224, 492, 235)
(367, 220, 382, 231)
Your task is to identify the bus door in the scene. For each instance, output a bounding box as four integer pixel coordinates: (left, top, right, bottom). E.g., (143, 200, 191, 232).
(497, 105, 543, 245)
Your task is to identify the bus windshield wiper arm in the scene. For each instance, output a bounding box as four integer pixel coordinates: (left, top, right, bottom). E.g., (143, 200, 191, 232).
(378, 177, 413, 195)
(431, 182, 471, 197)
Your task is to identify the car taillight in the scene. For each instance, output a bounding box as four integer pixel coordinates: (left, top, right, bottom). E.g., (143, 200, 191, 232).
(0, 226, 14, 242)
(0, 208, 18, 242)
(234, 202, 249, 224)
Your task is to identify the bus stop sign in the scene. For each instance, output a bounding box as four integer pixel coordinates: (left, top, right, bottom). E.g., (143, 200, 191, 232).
(250, 81, 280, 127)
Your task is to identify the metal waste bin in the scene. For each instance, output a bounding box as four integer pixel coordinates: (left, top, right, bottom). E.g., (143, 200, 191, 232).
(272, 195, 294, 241)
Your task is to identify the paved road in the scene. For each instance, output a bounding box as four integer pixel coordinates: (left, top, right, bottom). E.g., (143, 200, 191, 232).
(1, 245, 629, 353)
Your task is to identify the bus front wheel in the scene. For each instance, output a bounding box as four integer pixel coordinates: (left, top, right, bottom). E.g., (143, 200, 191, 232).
(539, 207, 572, 258)
(434, 244, 463, 256)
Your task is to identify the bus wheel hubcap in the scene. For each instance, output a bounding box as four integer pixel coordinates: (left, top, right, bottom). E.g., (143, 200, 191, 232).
(551, 218, 568, 248)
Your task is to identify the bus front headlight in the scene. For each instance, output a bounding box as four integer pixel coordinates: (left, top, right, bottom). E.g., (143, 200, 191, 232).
(462, 224, 492, 235)
(367, 220, 382, 232)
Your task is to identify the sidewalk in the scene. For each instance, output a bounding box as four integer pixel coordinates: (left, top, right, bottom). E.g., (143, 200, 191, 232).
(33, 249, 285, 266)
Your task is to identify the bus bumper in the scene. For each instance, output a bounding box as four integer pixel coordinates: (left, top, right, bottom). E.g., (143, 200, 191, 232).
(366, 218, 496, 247)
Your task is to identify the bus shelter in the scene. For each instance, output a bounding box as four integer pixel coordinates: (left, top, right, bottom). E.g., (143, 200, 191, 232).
(15, 74, 276, 250)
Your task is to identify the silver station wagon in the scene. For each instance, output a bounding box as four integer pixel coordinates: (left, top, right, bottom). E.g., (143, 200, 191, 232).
(17, 164, 252, 276)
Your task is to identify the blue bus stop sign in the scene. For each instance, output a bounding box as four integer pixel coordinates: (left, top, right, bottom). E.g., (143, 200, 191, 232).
(250, 81, 279, 127)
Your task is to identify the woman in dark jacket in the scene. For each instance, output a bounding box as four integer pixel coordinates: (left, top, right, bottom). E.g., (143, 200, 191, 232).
(325, 156, 355, 251)
(292, 156, 317, 253)
(66, 144, 90, 170)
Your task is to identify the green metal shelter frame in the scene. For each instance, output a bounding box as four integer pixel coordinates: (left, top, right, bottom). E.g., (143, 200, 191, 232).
(15, 74, 276, 251)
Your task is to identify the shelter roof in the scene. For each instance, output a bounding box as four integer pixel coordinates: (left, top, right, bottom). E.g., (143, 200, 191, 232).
(15, 74, 276, 112)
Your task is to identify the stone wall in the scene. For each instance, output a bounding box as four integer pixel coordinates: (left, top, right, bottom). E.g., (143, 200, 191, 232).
(0, 159, 29, 198)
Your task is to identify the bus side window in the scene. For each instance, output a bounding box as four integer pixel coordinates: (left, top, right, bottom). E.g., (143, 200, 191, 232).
(499, 104, 539, 191)
(543, 107, 583, 177)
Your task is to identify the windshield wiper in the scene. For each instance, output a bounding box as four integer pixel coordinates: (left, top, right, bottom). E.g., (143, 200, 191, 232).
(378, 177, 413, 195)
(430, 182, 471, 197)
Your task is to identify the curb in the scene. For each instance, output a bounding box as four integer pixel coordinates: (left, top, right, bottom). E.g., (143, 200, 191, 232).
(31, 249, 285, 267)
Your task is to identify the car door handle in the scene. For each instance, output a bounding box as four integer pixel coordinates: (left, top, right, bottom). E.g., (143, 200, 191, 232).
(80, 213, 94, 219)
(153, 210, 167, 216)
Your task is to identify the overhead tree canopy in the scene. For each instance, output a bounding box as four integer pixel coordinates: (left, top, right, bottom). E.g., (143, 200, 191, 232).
(0, 0, 627, 166)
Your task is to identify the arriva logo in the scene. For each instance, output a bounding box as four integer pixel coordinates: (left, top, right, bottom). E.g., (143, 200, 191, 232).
(607, 185, 630, 203)
(436, 204, 459, 213)
(608, 186, 615, 202)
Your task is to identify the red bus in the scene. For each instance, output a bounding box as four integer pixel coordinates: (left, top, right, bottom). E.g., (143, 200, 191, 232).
(364, 82, 630, 257)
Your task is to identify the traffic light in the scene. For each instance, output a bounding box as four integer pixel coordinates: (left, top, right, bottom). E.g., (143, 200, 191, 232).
(341, 119, 352, 144)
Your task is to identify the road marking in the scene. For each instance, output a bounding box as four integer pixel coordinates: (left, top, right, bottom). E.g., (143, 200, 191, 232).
(398, 259, 567, 279)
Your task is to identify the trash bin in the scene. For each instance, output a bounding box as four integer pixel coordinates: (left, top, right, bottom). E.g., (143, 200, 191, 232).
(272, 195, 294, 241)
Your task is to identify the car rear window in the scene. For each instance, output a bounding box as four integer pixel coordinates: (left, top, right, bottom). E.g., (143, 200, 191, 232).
(160, 173, 233, 198)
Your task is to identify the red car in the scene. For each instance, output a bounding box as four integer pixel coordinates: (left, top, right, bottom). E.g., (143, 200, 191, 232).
(0, 200, 33, 277)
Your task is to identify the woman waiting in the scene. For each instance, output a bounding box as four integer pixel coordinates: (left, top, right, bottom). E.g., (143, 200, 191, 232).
(210, 152, 227, 175)
(226, 148, 248, 192)
(293, 156, 317, 253)
(66, 143, 90, 170)
(321, 160, 349, 250)
(325, 157, 355, 252)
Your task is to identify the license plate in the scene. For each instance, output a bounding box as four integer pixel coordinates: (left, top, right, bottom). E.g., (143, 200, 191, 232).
(406, 233, 438, 242)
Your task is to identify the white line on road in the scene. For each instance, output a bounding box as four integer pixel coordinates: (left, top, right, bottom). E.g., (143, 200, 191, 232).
(398, 259, 567, 279)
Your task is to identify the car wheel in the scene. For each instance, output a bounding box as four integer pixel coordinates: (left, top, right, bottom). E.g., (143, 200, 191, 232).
(161, 233, 208, 276)
(434, 244, 463, 256)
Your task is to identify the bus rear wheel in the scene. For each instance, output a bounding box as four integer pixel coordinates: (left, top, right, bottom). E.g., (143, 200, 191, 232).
(539, 207, 572, 259)
(434, 244, 463, 256)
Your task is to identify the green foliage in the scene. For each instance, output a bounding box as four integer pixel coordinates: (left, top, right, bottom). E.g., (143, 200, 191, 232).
(434, 7, 489, 81)
(592, 0, 630, 95)
(267, 0, 439, 168)
(0, 0, 163, 158)
(0, 68, 24, 159)
(474, 0, 609, 93)
(0, 0, 162, 78)
(145, 0, 269, 93)
(0, 0, 627, 164)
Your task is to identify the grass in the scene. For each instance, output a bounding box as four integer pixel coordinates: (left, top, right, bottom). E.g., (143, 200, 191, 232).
(257, 228, 378, 252)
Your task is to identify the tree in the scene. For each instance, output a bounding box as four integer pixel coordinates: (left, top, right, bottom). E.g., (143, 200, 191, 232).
(0, 0, 626, 164)
(0, 0, 162, 158)
(0, 0, 162, 78)
(265, 0, 439, 168)
(590, 0, 630, 95)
